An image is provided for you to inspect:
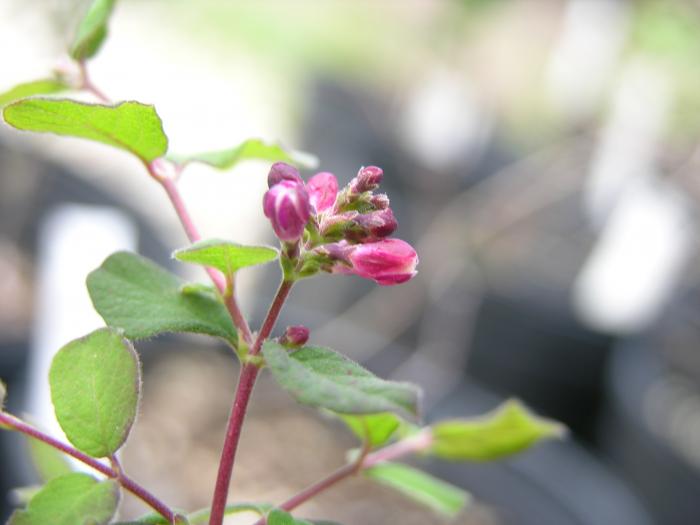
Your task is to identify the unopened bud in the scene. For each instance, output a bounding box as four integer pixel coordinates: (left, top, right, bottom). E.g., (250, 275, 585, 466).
(268, 162, 303, 188)
(350, 166, 383, 193)
(370, 193, 390, 210)
(280, 325, 310, 347)
(351, 208, 397, 241)
(347, 238, 418, 286)
(306, 171, 339, 213)
(263, 180, 311, 242)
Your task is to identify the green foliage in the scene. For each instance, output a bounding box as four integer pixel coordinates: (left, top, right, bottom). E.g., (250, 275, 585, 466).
(8, 473, 119, 525)
(87, 251, 237, 343)
(0, 79, 71, 108)
(26, 435, 74, 482)
(3, 99, 168, 163)
(338, 412, 401, 447)
(171, 138, 317, 170)
(70, 0, 117, 60)
(186, 503, 272, 524)
(49, 328, 140, 458)
(364, 462, 469, 517)
(267, 510, 337, 525)
(263, 342, 421, 420)
(430, 400, 565, 461)
(174, 239, 278, 277)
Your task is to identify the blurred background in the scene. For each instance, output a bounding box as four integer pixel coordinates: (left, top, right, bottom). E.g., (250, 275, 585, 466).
(1, 0, 700, 523)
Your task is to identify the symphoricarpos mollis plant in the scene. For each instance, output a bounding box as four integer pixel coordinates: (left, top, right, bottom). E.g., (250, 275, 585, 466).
(0, 2, 564, 525)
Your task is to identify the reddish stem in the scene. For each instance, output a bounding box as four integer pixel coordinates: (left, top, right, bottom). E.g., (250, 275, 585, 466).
(250, 430, 433, 525)
(208, 279, 294, 525)
(0, 412, 176, 522)
(78, 61, 110, 103)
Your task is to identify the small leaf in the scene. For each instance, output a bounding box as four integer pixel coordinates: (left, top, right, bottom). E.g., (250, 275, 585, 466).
(170, 138, 318, 170)
(267, 510, 312, 525)
(364, 462, 469, 517)
(187, 503, 272, 524)
(338, 412, 401, 447)
(27, 435, 74, 481)
(430, 400, 565, 461)
(87, 251, 236, 343)
(49, 328, 140, 458)
(263, 342, 421, 420)
(8, 473, 119, 525)
(70, 0, 117, 60)
(174, 239, 278, 276)
(3, 99, 168, 163)
(0, 79, 71, 108)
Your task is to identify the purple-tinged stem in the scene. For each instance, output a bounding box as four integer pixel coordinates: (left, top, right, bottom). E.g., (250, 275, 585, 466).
(0, 412, 176, 522)
(250, 430, 434, 525)
(78, 61, 110, 103)
(209, 279, 295, 525)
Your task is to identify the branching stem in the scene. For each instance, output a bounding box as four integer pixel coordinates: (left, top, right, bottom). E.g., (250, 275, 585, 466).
(0, 412, 177, 522)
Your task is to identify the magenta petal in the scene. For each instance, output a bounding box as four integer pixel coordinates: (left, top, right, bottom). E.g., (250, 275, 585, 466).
(306, 172, 339, 213)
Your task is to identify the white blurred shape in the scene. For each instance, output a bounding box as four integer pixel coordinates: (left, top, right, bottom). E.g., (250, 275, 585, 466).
(26, 205, 137, 469)
(584, 60, 672, 226)
(574, 179, 692, 334)
(546, 0, 629, 119)
(400, 68, 490, 172)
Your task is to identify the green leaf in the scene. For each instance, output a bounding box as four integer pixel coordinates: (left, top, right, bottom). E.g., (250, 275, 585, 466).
(0, 79, 71, 108)
(8, 473, 119, 525)
(87, 251, 236, 343)
(187, 503, 272, 524)
(49, 328, 140, 458)
(174, 239, 278, 276)
(26, 434, 74, 482)
(267, 510, 312, 525)
(364, 462, 469, 517)
(263, 342, 421, 420)
(338, 412, 401, 447)
(70, 0, 117, 60)
(430, 399, 565, 461)
(3, 99, 168, 163)
(170, 138, 318, 170)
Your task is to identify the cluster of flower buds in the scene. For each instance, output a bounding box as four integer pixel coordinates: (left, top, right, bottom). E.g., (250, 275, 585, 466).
(262, 163, 418, 286)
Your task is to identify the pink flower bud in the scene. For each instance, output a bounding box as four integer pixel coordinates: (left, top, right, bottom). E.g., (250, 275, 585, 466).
(350, 166, 383, 193)
(268, 162, 303, 188)
(352, 208, 398, 241)
(263, 180, 311, 242)
(347, 238, 418, 286)
(280, 325, 310, 347)
(306, 171, 339, 213)
(370, 193, 390, 210)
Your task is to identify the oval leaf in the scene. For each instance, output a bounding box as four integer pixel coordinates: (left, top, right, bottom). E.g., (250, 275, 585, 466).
(8, 473, 119, 525)
(430, 400, 565, 461)
(0, 79, 71, 108)
(338, 412, 401, 448)
(364, 462, 469, 517)
(87, 251, 236, 342)
(263, 342, 421, 420)
(70, 0, 117, 60)
(49, 328, 140, 457)
(170, 138, 318, 170)
(174, 239, 278, 276)
(3, 99, 168, 163)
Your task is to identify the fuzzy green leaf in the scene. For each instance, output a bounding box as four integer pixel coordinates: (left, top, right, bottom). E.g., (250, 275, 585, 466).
(3, 99, 168, 163)
(263, 342, 421, 420)
(8, 473, 119, 525)
(174, 239, 278, 276)
(87, 251, 236, 343)
(171, 138, 318, 170)
(0, 79, 71, 108)
(430, 400, 565, 461)
(49, 328, 140, 458)
(364, 462, 469, 517)
(70, 0, 116, 60)
(338, 412, 401, 447)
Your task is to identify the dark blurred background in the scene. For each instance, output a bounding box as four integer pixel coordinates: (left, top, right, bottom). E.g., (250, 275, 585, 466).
(2, 0, 700, 523)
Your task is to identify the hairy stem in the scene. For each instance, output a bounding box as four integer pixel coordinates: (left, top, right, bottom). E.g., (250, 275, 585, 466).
(0, 412, 177, 522)
(251, 430, 434, 524)
(209, 279, 295, 525)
